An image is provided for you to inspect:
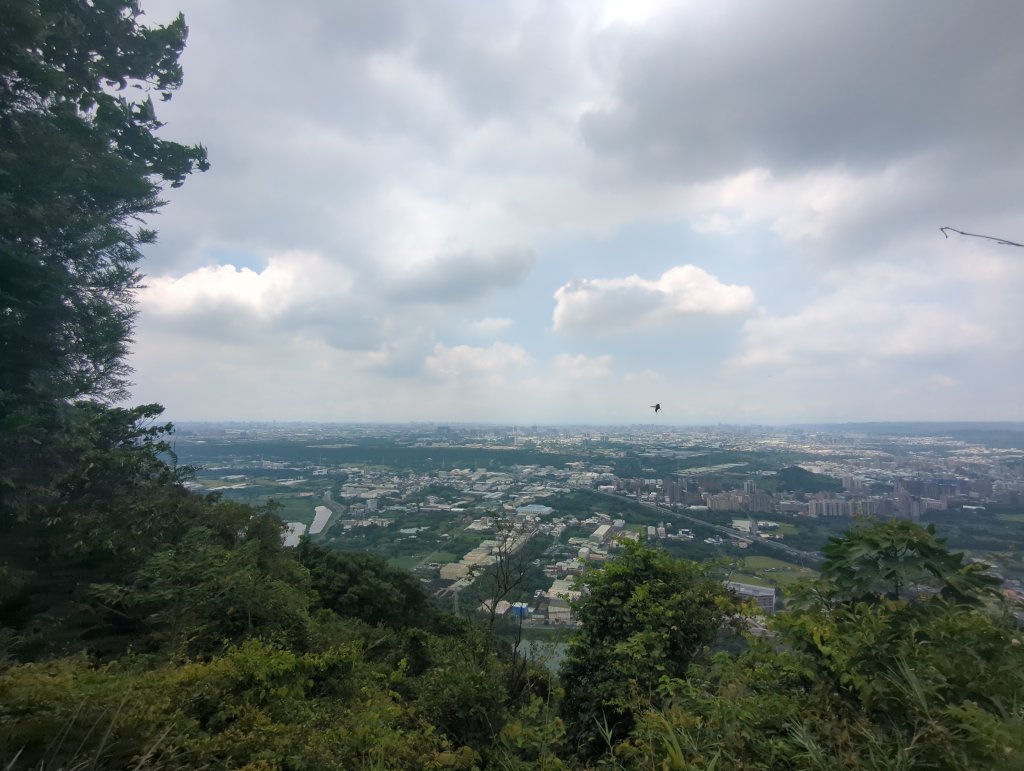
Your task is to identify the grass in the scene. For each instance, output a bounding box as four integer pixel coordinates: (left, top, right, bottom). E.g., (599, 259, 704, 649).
(743, 555, 797, 570)
(997, 514, 1024, 523)
(730, 555, 819, 588)
(387, 555, 424, 570)
(266, 496, 318, 523)
(772, 568, 817, 586)
(388, 550, 459, 570)
(728, 572, 772, 587)
(426, 550, 457, 564)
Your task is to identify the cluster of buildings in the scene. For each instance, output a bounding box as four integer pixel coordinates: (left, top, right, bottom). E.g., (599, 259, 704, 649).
(439, 531, 533, 584)
(606, 456, 1021, 522)
(186, 422, 1021, 626)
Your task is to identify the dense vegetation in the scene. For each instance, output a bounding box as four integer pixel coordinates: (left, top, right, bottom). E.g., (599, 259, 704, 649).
(769, 466, 845, 494)
(3, 3, 1024, 769)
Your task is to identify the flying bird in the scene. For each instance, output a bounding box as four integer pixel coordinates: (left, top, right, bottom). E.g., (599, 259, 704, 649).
(651, 403, 661, 413)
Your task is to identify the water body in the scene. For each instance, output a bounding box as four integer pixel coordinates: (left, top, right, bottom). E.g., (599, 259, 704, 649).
(517, 639, 569, 671)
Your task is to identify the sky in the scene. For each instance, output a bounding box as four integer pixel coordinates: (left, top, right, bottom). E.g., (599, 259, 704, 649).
(130, 0, 1024, 425)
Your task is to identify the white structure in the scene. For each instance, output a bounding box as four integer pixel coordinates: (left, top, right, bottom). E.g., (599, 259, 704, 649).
(309, 505, 332, 535)
(726, 581, 776, 613)
(282, 522, 307, 548)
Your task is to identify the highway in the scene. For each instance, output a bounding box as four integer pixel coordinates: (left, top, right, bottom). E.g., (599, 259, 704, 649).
(595, 491, 824, 567)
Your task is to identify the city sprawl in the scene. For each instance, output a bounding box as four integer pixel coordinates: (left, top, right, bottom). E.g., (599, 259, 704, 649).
(173, 422, 1024, 625)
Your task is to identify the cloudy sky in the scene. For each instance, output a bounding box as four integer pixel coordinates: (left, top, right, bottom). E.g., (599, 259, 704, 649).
(131, 0, 1024, 425)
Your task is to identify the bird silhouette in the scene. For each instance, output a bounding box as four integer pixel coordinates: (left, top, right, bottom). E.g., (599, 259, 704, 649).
(651, 403, 661, 413)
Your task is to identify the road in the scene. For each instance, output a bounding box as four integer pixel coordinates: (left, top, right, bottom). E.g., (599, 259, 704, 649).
(594, 491, 824, 566)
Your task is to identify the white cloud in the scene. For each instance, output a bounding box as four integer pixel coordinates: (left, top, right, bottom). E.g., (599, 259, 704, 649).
(926, 373, 959, 392)
(552, 265, 756, 335)
(553, 353, 613, 378)
(143, 251, 353, 315)
(687, 165, 903, 244)
(732, 256, 1012, 370)
(467, 317, 515, 336)
(424, 342, 533, 380)
(735, 301, 992, 368)
(140, 252, 387, 350)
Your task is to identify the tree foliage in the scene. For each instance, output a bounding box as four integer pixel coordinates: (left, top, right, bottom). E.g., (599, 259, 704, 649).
(617, 519, 1024, 770)
(813, 518, 1001, 605)
(1, 0, 209, 538)
(558, 540, 737, 760)
(297, 540, 433, 629)
(772, 465, 844, 494)
(1, 0, 207, 404)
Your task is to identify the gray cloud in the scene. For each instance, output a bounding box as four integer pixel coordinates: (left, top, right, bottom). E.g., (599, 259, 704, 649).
(387, 245, 536, 303)
(581, 2, 1024, 181)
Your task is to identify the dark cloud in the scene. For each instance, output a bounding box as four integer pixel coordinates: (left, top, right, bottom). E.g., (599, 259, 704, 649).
(410, 2, 579, 123)
(581, 2, 1024, 181)
(386, 245, 536, 303)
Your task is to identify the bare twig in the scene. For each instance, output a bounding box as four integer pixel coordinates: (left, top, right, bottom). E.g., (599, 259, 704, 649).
(940, 227, 1024, 248)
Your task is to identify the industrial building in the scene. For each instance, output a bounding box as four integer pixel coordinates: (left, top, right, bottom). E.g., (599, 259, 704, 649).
(726, 581, 776, 613)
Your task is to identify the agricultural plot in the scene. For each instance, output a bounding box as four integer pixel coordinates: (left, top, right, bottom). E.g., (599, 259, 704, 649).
(732, 555, 817, 587)
(727, 572, 772, 588)
(267, 496, 320, 524)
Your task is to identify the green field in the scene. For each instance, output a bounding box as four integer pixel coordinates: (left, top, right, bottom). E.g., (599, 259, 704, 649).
(742, 555, 797, 569)
(727, 572, 772, 587)
(387, 550, 459, 570)
(267, 496, 319, 523)
(426, 551, 457, 564)
(387, 555, 425, 570)
(997, 514, 1024, 523)
(731, 555, 818, 587)
(770, 568, 817, 587)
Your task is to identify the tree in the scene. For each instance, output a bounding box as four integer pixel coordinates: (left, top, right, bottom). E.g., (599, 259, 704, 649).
(558, 540, 736, 760)
(813, 518, 1001, 605)
(91, 506, 316, 656)
(0, 403, 206, 658)
(465, 515, 537, 699)
(1, 0, 208, 403)
(0, 0, 208, 657)
(297, 540, 432, 629)
(621, 520, 1024, 770)
(1, 0, 208, 529)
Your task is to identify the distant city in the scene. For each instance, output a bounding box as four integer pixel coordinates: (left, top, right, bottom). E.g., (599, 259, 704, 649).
(170, 421, 1024, 626)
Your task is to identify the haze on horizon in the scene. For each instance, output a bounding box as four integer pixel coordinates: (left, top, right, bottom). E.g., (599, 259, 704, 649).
(132, 0, 1024, 426)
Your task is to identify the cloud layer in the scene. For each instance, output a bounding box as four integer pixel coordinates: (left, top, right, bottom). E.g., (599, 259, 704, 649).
(127, 0, 1024, 423)
(553, 265, 756, 335)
